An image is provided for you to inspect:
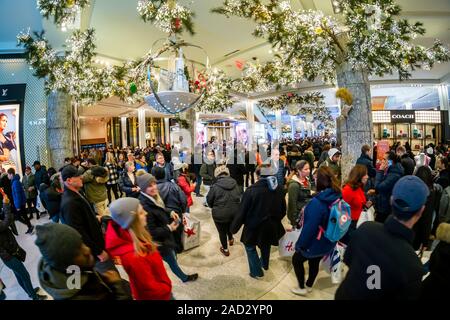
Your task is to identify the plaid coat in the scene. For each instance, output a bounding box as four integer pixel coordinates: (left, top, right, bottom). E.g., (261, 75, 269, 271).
(105, 162, 119, 185)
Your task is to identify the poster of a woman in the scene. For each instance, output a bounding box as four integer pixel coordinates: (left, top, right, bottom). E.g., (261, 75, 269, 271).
(0, 106, 21, 174)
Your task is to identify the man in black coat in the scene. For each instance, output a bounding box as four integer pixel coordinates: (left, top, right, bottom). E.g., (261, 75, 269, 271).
(356, 144, 376, 179)
(60, 165, 113, 274)
(227, 150, 246, 194)
(33, 161, 50, 190)
(396, 146, 415, 176)
(335, 176, 430, 300)
(232, 164, 286, 279)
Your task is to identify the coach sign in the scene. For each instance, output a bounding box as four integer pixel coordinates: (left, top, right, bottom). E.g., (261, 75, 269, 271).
(390, 110, 415, 123)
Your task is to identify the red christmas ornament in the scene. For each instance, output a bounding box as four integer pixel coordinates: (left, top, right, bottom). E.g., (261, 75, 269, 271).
(174, 18, 182, 30)
(287, 92, 294, 97)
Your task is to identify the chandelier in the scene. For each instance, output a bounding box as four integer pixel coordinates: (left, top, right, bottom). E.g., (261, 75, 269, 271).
(144, 37, 210, 115)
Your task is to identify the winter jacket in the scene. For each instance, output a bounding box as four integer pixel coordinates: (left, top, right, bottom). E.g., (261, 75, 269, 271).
(38, 183, 49, 210)
(335, 216, 425, 300)
(105, 162, 119, 185)
(342, 184, 366, 221)
(135, 160, 148, 173)
(105, 221, 172, 300)
(231, 177, 286, 247)
(227, 161, 246, 187)
(119, 171, 140, 198)
(439, 186, 450, 224)
(60, 189, 105, 256)
(34, 166, 49, 190)
(303, 150, 315, 172)
(287, 175, 312, 226)
(22, 173, 37, 199)
(0, 204, 18, 261)
(38, 259, 130, 300)
(274, 159, 287, 187)
(400, 154, 415, 176)
(139, 193, 176, 255)
(295, 188, 341, 258)
(413, 184, 440, 250)
(420, 223, 450, 299)
(156, 179, 187, 214)
(374, 163, 404, 215)
(207, 176, 241, 224)
(200, 163, 216, 186)
(82, 166, 109, 204)
(151, 163, 173, 182)
(319, 158, 342, 183)
(177, 174, 195, 207)
(11, 174, 26, 209)
(356, 153, 376, 178)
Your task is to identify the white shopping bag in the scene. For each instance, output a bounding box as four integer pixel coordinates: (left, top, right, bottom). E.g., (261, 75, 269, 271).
(321, 243, 346, 284)
(36, 191, 46, 213)
(181, 213, 201, 251)
(356, 206, 375, 228)
(278, 228, 301, 258)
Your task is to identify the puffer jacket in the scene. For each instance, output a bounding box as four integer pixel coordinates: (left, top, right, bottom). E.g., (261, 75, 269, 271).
(82, 166, 109, 203)
(105, 221, 172, 300)
(287, 175, 312, 226)
(295, 188, 341, 258)
(177, 174, 195, 207)
(200, 163, 216, 186)
(11, 174, 26, 210)
(207, 176, 241, 223)
(0, 204, 18, 261)
(374, 163, 404, 216)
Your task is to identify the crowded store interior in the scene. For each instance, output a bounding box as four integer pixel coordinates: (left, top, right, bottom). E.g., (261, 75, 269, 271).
(0, 0, 449, 302)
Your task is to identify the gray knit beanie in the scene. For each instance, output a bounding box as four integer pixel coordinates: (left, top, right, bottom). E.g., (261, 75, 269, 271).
(109, 197, 140, 230)
(35, 223, 84, 272)
(136, 172, 156, 192)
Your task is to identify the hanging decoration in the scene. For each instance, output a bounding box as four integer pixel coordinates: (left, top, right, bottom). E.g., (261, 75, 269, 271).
(335, 88, 353, 106)
(137, 0, 195, 35)
(37, 0, 90, 27)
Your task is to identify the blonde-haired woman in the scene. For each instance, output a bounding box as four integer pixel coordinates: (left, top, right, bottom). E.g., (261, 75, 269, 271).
(105, 152, 120, 204)
(105, 197, 172, 300)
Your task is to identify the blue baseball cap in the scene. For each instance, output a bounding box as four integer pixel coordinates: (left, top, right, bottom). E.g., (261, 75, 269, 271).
(391, 176, 430, 218)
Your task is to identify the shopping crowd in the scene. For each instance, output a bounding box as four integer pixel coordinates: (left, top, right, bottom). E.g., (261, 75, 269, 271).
(1, 137, 450, 300)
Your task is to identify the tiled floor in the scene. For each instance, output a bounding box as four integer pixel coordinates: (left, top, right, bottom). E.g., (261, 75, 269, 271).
(0, 192, 340, 300)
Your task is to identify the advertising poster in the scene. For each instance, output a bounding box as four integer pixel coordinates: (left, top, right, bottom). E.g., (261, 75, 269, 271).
(235, 123, 248, 146)
(196, 122, 206, 145)
(376, 140, 390, 170)
(0, 105, 22, 175)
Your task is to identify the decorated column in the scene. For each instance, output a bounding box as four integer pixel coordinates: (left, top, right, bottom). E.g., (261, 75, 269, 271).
(336, 63, 373, 180)
(47, 91, 73, 169)
(138, 107, 146, 148)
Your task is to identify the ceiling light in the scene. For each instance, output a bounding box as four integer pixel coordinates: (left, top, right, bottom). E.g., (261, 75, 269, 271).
(268, 50, 273, 54)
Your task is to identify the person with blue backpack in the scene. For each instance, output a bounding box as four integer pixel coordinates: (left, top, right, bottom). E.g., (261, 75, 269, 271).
(291, 166, 351, 296)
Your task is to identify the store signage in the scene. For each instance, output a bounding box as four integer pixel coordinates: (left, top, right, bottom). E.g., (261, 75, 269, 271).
(390, 111, 415, 123)
(0, 84, 26, 103)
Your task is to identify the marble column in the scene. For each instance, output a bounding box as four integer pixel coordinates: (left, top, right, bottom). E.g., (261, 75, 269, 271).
(164, 117, 170, 145)
(121, 117, 127, 148)
(138, 107, 146, 148)
(275, 110, 282, 140)
(246, 100, 255, 146)
(47, 91, 73, 169)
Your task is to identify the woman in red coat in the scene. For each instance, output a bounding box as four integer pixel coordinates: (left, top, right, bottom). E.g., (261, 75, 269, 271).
(177, 164, 196, 212)
(105, 197, 172, 300)
(341, 164, 372, 245)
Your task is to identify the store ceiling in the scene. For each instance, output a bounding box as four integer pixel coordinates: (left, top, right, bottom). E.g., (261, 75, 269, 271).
(1, 0, 449, 118)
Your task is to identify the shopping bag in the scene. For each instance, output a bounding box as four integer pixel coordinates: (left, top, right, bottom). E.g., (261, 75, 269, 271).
(278, 228, 301, 258)
(356, 206, 375, 228)
(321, 242, 346, 284)
(36, 191, 46, 213)
(181, 213, 201, 251)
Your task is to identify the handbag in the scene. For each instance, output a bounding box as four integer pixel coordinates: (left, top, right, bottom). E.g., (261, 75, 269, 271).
(12, 246, 26, 262)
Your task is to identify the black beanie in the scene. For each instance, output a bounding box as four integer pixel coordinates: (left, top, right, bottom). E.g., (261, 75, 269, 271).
(35, 223, 84, 272)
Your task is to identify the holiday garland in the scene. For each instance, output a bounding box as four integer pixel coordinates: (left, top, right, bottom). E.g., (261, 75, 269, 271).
(37, 0, 90, 26)
(137, 0, 195, 35)
(258, 92, 334, 128)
